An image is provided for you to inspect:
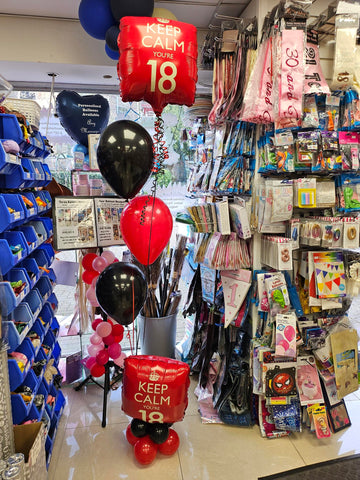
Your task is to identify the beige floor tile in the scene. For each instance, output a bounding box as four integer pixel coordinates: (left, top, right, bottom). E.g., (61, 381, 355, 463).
(289, 400, 360, 464)
(64, 383, 130, 428)
(176, 416, 305, 480)
(48, 423, 182, 480)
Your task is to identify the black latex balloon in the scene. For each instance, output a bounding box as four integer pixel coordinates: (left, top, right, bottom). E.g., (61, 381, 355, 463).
(97, 120, 154, 199)
(110, 0, 154, 21)
(105, 25, 120, 52)
(131, 418, 148, 438)
(95, 262, 147, 326)
(147, 423, 170, 444)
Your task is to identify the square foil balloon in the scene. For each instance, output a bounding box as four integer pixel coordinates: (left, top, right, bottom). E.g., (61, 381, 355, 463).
(118, 16, 198, 115)
(122, 355, 190, 423)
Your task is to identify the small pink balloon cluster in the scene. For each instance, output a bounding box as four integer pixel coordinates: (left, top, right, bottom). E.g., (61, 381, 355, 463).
(81, 251, 118, 307)
(85, 317, 126, 378)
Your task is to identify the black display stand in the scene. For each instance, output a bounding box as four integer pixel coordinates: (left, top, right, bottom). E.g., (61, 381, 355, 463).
(73, 310, 123, 428)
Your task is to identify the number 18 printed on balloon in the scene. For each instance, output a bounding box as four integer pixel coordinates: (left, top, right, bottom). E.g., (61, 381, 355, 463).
(122, 355, 190, 424)
(118, 16, 198, 115)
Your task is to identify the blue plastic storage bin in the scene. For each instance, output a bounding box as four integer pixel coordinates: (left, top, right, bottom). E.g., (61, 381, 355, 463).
(31, 217, 53, 240)
(39, 190, 52, 211)
(43, 268, 56, 287)
(36, 276, 52, 303)
(38, 244, 55, 265)
(42, 329, 55, 359)
(11, 368, 39, 425)
(0, 194, 26, 229)
(33, 347, 47, 381)
(0, 164, 30, 189)
(54, 389, 65, 418)
(4, 302, 34, 352)
(45, 435, 53, 469)
(24, 288, 43, 321)
(0, 114, 23, 144)
(25, 219, 47, 245)
(30, 248, 49, 272)
(0, 268, 31, 314)
(0, 141, 21, 175)
(47, 293, 58, 314)
(32, 161, 46, 187)
(8, 337, 35, 391)
(0, 236, 28, 276)
(16, 224, 39, 253)
(20, 257, 40, 287)
(52, 342, 61, 365)
(38, 302, 54, 331)
(50, 317, 59, 339)
(27, 318, 46, 356)
(20, 192, 38, 218)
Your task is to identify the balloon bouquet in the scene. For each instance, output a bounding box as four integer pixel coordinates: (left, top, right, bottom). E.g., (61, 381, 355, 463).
(82, 252, 148, 379)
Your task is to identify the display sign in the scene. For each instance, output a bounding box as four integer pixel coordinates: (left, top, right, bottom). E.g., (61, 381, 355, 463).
(53, 197, 126, 250)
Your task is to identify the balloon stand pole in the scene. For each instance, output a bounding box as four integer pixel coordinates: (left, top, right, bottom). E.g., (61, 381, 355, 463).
(74, 309, 123, 428)
(74, 360, 122, 428)
(102, 363, 110, 428)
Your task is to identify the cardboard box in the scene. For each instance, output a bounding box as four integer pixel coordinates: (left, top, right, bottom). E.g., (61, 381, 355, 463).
(13, 422, 47, 480)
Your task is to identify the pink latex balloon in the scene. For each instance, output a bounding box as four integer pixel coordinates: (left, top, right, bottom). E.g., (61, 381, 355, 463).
(113, 351, 126, 367)
(87, 343, 103, 357)
(108, 342, 121, 359)
(86, 356, 97, 370)
(89, 297, 100, 307)
(284, 325, 295, 342)
(91, 276, 99, 288)
(278, 339, 289, 351)
(96, 321, 112, 338)
(101, 250, 116, 264)
(90, 333, 103, 345)
(92, 256, 108, 273)
(86, 286, 97, 303)
(96, 349, 110, 366)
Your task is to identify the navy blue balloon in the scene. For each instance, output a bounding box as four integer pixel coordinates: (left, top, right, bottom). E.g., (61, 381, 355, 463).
(79, 0, 116, 40)
(110, 0, 154, 21)
(56, 91, 110, 147)
(105, 25, 120, 51)
(105, 44, 119, 60)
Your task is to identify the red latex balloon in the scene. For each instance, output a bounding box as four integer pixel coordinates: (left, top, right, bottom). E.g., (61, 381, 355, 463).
(96, 349, 110, 366)
(92, 318, 103, 331)
(125, 424, 138, 446)
(134, 436, 158, 465)
(158, 429, 179, 455)
(82, 253, 98, 271)
(102, 334, 115, 345)
(90, 363, 105, 378)
(118, 16, 198, 115)
(122, 355, 190, 424)
(112, 324, 125, 338)
(82, 270, 98, 285)
(120, 196, 173, 265)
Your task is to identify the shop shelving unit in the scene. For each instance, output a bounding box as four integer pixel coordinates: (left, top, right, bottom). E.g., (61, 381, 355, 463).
(0, 112, 65, 469)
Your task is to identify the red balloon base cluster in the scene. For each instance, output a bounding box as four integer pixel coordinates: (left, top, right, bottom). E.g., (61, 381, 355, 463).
(125, 420, 180, 466)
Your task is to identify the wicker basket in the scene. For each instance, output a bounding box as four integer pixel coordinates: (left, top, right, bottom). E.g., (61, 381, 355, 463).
(4, 97, 41, 130)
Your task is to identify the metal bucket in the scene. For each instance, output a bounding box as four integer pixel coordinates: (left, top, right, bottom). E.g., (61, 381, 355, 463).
(138, 312, 177, 358)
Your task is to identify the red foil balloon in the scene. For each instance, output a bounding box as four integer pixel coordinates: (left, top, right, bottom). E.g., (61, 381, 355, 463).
(118, 16, 198, 115)
(122, 355, 190, 424)
(120, 195, 173, 265)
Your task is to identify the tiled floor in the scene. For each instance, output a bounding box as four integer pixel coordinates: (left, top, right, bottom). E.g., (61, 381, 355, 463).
(48, 379, 360, 480)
